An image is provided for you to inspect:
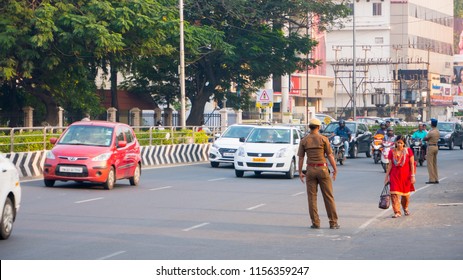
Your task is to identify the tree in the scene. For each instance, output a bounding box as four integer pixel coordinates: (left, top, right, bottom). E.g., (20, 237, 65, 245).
(0, 0, 179, 125)
(126, 0, 350, 125)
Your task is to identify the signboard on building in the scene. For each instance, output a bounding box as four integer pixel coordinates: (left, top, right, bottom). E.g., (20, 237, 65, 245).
(430, 95, 453, 106)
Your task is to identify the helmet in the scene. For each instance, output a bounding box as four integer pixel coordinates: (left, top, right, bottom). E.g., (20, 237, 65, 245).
(386, 127, 393, 132)
(339, 119, 345, 125)
(380, 122, 386, 127)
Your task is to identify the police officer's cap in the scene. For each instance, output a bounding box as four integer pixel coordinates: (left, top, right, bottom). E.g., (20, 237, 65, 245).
(309, 118, 321, 126)
(430, 118, 438, 126)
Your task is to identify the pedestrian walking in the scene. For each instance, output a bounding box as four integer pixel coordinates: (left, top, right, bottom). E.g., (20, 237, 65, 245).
(423, 118, 439, 184)
(384, 135, 416, 218)
(297, 118, 340, 229)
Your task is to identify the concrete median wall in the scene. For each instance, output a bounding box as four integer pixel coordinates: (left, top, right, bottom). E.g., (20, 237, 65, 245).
(5, 144, 211, 178)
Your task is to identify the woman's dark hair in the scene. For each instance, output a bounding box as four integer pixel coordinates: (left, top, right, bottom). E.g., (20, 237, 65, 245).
(395, 134, 407, 147)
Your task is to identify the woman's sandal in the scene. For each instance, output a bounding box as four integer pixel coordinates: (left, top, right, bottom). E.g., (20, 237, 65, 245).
(392, 213, 401, 218)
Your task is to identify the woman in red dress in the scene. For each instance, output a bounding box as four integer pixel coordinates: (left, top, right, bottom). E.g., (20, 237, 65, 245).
(384, 135, 416, 218)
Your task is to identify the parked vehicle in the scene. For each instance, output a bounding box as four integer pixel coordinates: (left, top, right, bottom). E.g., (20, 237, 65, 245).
(315, 113, 336, 129)
(371, 134, 384, 164)
(356, 116, 385, 126)
(209, 124, 258, 167)
(436, 121, 463, 150)
(321, 121, 372, 158)
(43, 121, 142, 190)
(0, 153, 21, 240)
(380, 140, 394, 173)
(234, 126, 302, 178)
(330, 135, 346, 165)
(410, 138, 426, 166)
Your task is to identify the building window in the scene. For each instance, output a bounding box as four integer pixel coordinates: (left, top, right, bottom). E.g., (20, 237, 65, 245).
(348, 3, 353, 16)
(375, 37, 384, 44)
(373, 3, 382, 16)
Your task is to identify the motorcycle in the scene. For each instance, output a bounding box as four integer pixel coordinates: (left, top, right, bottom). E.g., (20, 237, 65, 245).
(371, 134, 384, 164)
(380, 140, 394, 172)
(330, 135, 346, 165)
(410, 138, 426, 166)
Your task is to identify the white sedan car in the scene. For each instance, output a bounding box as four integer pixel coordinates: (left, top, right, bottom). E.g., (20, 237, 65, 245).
(234, 126, 302, 179)
(0, 153, 21, 240)
(209, 124, 258, 167)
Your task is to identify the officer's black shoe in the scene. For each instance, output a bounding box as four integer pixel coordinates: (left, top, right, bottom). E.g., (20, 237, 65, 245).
(330, 224, 340, 229)
(310, 224, 320, 229)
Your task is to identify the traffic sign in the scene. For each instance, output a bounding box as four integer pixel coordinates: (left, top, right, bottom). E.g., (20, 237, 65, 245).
(256, 89, 273, 108)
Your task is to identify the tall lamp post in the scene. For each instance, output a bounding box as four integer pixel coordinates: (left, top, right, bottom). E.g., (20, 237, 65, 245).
(352, 0, 357, 121)
(179, 0, 186, 128)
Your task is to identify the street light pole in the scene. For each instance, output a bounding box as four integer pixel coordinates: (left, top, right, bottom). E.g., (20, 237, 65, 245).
(352, 0, 357, 121)
(179, 0, 186, 128)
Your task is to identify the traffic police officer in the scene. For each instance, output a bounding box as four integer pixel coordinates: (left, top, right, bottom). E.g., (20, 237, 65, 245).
(424, 118, 439, 184)
(298, 118, 340, 229)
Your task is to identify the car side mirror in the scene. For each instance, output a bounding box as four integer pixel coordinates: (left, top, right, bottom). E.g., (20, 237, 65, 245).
(239, 137, 245, 142)
(117, 140, 127, 148)
(50, 137, 57, 144)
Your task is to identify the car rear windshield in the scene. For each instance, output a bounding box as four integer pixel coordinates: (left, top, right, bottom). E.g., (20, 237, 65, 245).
(324, 122, 356, 133)
(222, 126, 255, 138)
(59, 125, 114, 147)
(246, 128, 291, 144)
(437, 123, 454, 132)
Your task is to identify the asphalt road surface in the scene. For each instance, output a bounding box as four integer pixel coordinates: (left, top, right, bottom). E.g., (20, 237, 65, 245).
(1, 148, 462, 260)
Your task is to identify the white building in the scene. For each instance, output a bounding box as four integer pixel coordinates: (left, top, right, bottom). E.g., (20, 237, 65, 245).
(324, 0, 454, 121)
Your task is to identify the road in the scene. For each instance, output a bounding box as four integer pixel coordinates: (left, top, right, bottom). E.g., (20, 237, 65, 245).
(1, 148, 462, 260)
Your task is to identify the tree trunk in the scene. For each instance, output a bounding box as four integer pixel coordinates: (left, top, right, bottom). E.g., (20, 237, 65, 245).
(186, 91, 211, 126)
(36, 92, 59, 126)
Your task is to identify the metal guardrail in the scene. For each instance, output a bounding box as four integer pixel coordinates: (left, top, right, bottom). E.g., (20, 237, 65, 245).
(0, 125, 222, 153)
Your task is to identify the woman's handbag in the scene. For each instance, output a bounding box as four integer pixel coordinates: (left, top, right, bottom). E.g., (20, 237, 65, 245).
(378, 183, 391, 209)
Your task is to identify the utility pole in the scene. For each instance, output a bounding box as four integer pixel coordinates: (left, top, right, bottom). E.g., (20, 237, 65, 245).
(179, 0, 186, 128)
(352, 1, 357, 121)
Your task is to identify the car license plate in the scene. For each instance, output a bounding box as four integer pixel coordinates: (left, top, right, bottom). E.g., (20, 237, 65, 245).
(224, 152, 235, 157)
(60, 166, 83, 173)
(252, 158, 266, 162)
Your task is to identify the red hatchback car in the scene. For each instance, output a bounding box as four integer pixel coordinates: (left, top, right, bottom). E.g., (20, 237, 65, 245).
(43, 121, 142, 190)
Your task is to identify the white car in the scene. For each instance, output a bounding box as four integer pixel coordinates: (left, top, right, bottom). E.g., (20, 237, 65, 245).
(209, 124, 258, 167)
(0, 153, 21, 240)
(234, 126, 302, 178)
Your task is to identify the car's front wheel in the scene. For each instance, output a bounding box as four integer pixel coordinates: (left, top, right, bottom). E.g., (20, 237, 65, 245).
(449, 139, 454, 150)
(210, 162, 219, 168)
(129, 164, 141, 186)
(44, 179, 55, 187)
(285, 160, 295, 179)
(104, 167, 115, 190)
(235, 170, 244, 177)
(0, 197, 15, 240)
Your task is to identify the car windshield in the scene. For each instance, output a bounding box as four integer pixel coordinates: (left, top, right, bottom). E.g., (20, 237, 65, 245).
(246, 128, 291, 144)
(323, 122, 356, 133)
(222, 126, 255, 138)
(59, 125, 114, 146)
(437, 123, 454, 132)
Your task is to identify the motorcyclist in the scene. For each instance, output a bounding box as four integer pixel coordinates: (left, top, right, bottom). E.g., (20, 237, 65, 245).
(375, 122, 387, 136)
(383, 127, 396, 142)
(331, 119, 352, 159)
(411, 123, 428, 155)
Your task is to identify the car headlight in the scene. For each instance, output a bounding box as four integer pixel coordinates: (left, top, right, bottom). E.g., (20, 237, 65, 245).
(237, 147, 245, 157)
(276, 147, 288, 158)
(46, 151, 55, 159)
(92, 152, 112, 161)
(444, 134, 451, 139)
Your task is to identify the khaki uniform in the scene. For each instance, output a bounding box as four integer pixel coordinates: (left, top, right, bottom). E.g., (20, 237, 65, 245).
(426, 127, 440, 182)
(297, 132, 338, 227)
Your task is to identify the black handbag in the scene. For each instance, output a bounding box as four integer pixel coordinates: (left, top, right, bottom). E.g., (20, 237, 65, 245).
(378, 183, 391, 209)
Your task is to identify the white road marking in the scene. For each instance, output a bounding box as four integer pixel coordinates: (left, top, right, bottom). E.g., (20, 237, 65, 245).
(182, 222, 210, 232)
(291, 192, 305, 197)
(97, 250, 126, 260)
(437, 203, 463, 206)
(74, 197, 104, 204)
(246, 204, 266, 211)
(207, 178, 226, 182)
(149, 186, 173, 191)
